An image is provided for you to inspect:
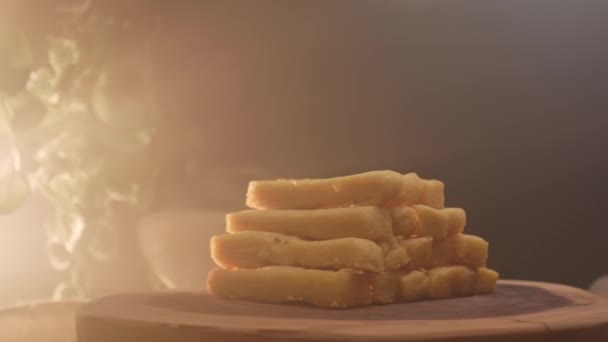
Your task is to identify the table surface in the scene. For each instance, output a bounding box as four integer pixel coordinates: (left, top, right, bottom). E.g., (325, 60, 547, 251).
(76, 280, 608, 342)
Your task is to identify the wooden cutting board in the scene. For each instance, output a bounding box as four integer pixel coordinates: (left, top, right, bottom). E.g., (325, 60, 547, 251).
(76, 280, 608, 342)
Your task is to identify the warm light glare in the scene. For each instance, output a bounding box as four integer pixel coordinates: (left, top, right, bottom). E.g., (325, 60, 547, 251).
(0, 198, 54, 306)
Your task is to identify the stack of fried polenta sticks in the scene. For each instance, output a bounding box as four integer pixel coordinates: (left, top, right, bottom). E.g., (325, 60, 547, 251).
(208, 171, 498, 308)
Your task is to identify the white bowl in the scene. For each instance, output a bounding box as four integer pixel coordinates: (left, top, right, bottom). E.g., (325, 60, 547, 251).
(0, 300, 82, 342)
(137, 210, 226, 290)
(589, 275, 608, 297)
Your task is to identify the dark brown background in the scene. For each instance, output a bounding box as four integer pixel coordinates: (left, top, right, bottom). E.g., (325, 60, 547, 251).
(1, 0, 607, 305)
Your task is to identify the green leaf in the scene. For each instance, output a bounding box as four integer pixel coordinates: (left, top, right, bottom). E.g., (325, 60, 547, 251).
(52, 281, 83, 301)
(47, 236, 72, 271)
(0, 159, 30, 215)
(26, 67, 59, 104)
(48, 37, 80, 74)
(4, 92, 47, 132)
(86, 219, 118, 262)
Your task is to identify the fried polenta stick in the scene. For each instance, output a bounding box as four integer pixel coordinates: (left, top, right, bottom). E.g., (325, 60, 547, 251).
(208, 266, 498, 307)
(391, 206, 466, 239)
(400, 234, 488, 271)
(226, 206, 392, 241)
(246, 171, 444, 210)
(212, 231, 386, 272)
(400, 266, 499, 302)
(207, 267, 371, 308)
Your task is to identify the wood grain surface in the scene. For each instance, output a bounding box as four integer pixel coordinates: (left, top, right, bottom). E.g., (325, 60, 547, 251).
(76, 280, 608, 342)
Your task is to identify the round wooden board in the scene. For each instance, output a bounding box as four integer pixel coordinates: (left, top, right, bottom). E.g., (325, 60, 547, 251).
(76, 280, 608, 342)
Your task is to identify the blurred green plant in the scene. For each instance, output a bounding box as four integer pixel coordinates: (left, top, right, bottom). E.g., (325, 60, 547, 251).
(0, 0, 165, 299)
